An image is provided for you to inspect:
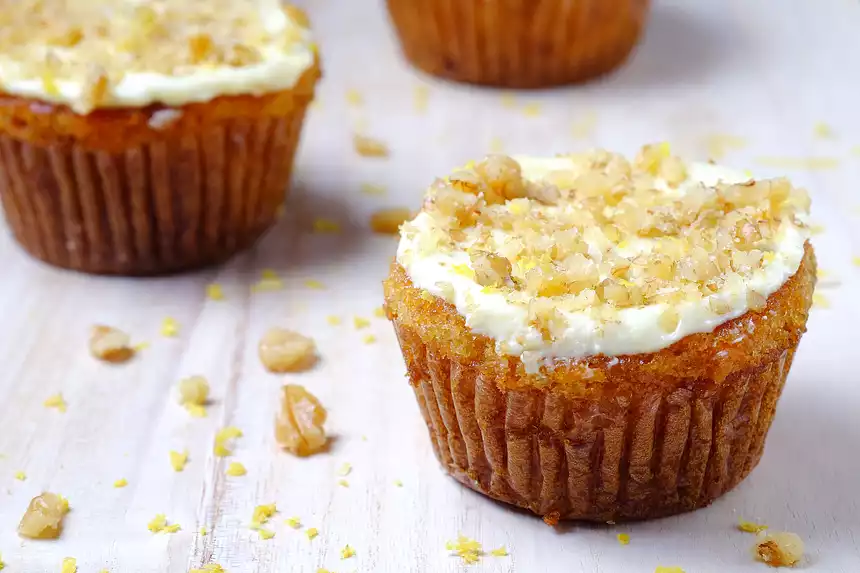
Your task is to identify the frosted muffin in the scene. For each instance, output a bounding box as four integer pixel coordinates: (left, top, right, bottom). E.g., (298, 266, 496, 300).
(385, 0, 650, 88)
(384, 145, 816, 521)
(0, 0, 319, 275)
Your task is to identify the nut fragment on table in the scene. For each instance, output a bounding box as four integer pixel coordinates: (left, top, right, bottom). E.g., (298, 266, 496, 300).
(177, 375, 210, 406)
(353, 134, 389, 158)
(18, 492, 69, 539)
(259, 328, 317, 373)
(275, 385, 327, 456)
(753, 531, 804, 567)
(89, 325, 133, 363)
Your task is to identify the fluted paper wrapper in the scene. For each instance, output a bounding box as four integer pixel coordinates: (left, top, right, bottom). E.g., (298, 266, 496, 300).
(386, 0, 651, 88)
(0, 108, 307, 275)
(393, 321, 795, 521)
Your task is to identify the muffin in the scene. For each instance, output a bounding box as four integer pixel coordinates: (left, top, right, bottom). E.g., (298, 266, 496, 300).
(0, 0, 320, 275)
(384, 145, 815, 521)
(385, 0, 650, 88)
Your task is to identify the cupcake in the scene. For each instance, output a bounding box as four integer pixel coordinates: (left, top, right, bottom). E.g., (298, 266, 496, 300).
(0, 0, 320, 275)
(384, 145, 815, 521)
(385, 0, 650, 88)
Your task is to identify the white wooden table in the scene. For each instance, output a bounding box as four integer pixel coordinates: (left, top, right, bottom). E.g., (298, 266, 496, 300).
(1, 0, 859, 571)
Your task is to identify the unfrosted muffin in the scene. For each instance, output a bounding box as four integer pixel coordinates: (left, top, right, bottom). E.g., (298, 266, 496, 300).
(0, 0, 320, 275)
(384, 146, 815, 521)
(385, 0, 650, 87)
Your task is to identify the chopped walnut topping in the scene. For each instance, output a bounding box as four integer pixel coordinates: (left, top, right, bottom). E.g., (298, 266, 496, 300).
(18, 493, 69, 539)
(753, 531, 804, 567)
(258, 328, 317, 373)
(275, 384, 327, 456)
(89, 325, 134, 363)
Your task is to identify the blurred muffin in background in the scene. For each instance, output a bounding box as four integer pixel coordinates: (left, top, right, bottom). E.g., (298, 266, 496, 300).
(385, 0, 650, 87)
(0, 0, 320, 275)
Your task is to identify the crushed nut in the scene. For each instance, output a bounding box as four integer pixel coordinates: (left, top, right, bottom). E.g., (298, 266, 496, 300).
(259, 328, 317, 372)
(251, 503, 277, 529)
(446, 535, 483, 564)
(353, 135, 389, 158)
(178, 375, 209, 406)
(276, 385, 327, 456)
(148, 513, 180, 534)
(738, 517, 769, 534)
(89, 325, 133, 363)
(213, 426, 243, 457)
(753, 531, 804, 567)
(44, 393, 67, 412)
(18, 493, 70, 539)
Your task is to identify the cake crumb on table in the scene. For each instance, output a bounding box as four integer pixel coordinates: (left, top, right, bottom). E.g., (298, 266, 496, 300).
(738, 517, 769, 534)
(285, 517, 302, 529)
(206, 284, 225, 301)
(753, 531, 804, 567)
(326, 315, 341, 325)
(360, 182, 387, 196)
(345, 89, 363, 106)
(43, 393, 67, 413)
(353, 134, 389, 158)
(313, 218, 341, 234)
(353, 317, 370, 329)
(336, 463, 352, 477)
(654, 567, 685, 573)
(190, 564, 226, 573)
(304, 279, 326, 290)
(113, 478, 128, 488)
(89, 325, 134, 363)
(617, 533, 630, 545)
(337, 479, 349, 488)
(169, 450, 188, 472)
(178, 376, 209, 406)
(160, 317, 180, 337)
(813, 122, 835, 139)
(362, 334, 377, 344)
(250, 503, 277, 528)
(341, 544, 356, 559)
(14, 471, 26, 481)
(258, 528, 275, 540)
(214, 426, 243, 457)
(61, 557, 76, 573)
(489, 546, 508, 557)
(306, 527, 319, 540)
(147, 514, 180, 534)
(446, 535, 483, 564)
(413, 85, 429, 112)
(226, 462, 246, 477)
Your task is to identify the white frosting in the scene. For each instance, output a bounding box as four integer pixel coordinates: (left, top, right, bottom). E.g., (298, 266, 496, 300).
(397, 158, 809, 372)
(0, 1, 316, 113)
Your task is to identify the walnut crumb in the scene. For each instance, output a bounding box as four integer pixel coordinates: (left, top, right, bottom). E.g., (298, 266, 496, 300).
(18, 493, 69, 539)
(259, 328, 317, 373)
(753, 531, 804, 567)
(89, 325, 134, 363)
(353, 134, 389, 158)
(275, 385, 327, 456)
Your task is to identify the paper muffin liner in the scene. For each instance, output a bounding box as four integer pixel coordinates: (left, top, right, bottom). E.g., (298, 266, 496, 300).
(0, 98, 309, 275)
(392, 320, 796, 521)
(386, 0, 651, 87)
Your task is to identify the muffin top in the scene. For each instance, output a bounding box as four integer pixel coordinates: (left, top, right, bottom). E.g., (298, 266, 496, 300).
(0, 0, 316, 114)
(396, 145, 811, 372)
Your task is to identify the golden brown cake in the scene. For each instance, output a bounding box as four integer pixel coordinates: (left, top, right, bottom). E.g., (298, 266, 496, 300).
(385, 0, 650, 87)
(0, 0, 320, 274)
(384, 146, 816, 521)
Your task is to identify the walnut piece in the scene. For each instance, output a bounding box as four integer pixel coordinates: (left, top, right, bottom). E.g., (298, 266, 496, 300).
(470, 250, 512, 287)
(259, 328, 317, 373)
(275, 385, 327, 456)
(177, 375, 209, 405)
(18, 492, 69, 539)
(89, 325, 133, 363)
(753, 531, 804, 567)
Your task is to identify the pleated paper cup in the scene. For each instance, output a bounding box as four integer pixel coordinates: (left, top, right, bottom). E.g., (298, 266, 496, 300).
(386, 0, 651, 88)
(0, 63, 319, 275)
(384, 245, 816, 521)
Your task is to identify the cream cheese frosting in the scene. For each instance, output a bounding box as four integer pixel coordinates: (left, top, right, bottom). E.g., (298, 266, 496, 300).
(396, 146, 811, 373)
(0, 0, 316, 114)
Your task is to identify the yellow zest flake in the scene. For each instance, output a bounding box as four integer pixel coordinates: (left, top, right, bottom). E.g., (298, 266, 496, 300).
(353, 316, 371, 329)
(446, 535, 483, 564)
(250, 503, 277, 528)
(345, 89, 363, 106)
(812, 293, 830, 309)
(755, 156, 840, 170)
(500, 93, 517, 109)
(199, 527, 208, 536)
(617, 533, 630, 545)
(853, 256, 860, 267)
(313, 218, 341, 234)
(44, 393, 67, 413)
(654, 568, 685, 573)
(184, 403, 207, 418)
(285, 516, 302, 529)
(214, 426, 243, 457)
(133, 341, 150, 352)
(393, 479, 403, 487)
(317, 569, 331, 573)
(362, 334, 377, 344)
(451, 263, 474, 278)
(306, 527, 319, 540)
(148, 513, 180, 534)
(522, 103, 541, 117)
(353, 134, 390, 158)
(762, 252, 776, 266)
(341, 544, 356, 559)
(42, 71, 60, 97)
(113, 478, 128, 488)
(337, 479, 349, 487)
(258, 528, 275, 540)
(252, 269, 283, 292)
(161, 317, 180, 337)
(336, 462, 352, 477)
(571, 111, 598, 139)
(169, 450, 189, 472)
(359, 182, 387, 196)
(61, 557, 77, 573)
(489, 546, 508, 557)
(206, 283, 225, 301)
(738, 518, 769, 534)
(190, 565, 226, 573)
(373, 306, 386, 318)
(304, 279, 326, 290)
(704, 133, 746, 160)
(14, 471, 26, 481)
(326, 315, 342, 325)
(413, 85, 429, 112)
(226, 462, 247, 477)
(813, 122, 835, 139)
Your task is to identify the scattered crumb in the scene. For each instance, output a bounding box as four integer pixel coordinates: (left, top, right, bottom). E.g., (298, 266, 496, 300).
(313, 218, 341, 234)
(353, 134, 389, 158)
(370, 207, 412, 235)
(413, 85, 429, 112)
(147, 514, 180, 534)
(44, 393, 67, 413)
(251, 503, 277, 529)
(704, 133, 746, 160)
(345, 89, 363, 106)
(0, 553, 5, 571)
(522, 103, 541, 117)
(14, 471, 25, 481)
(190, 565, 226, 573)
(89, 325, 134, 363)
(169, 450, 189, 472)
(360, 182, 387, 196)
(373, 307, 386, 318)
(542, 511, 560, 526)
(393, 479, 403, 487)
(276, 385, 328, 456)
(337, 479, 349, 488)
(258, 528, 275, 540)
(753, 531, 804, 567)
(813, 122, 835, 139)
(160, 317, 180, 337)
(812, 293, 830, 309)
(304, 279, 326, 290)
(361, 435, 368, 442)
(341, 544, 356, 559)
(738, 518, 769, 534)
(259, 328, 317, 373)
(178, 375, 209, 407)
(853, 256, 860, 267)
(317, 569, 331, 573)
(571, 112, 598, 139)
(489, 137, 504, 153)
(18, 492, 69, 539)
(617, 533, 631, 545)
(654, 568, 685, 573)
(446, 535, 483, 564)
(61, 557, 76, 573)
(226, 462, 247, 477)
(754, 156, 840, 170)
(199, 527, 208, 536)
(214, 426, 243, 457)
(252, 269, 284, 292)
(336, 463, 352, 477)
(184, 403, 207, 418)
(113, 478, 128, 488)
(285, 516, 302, 529)
(362, 334, 377, 344)
(206, 283, 225, 301)
(500, 93, 516, 109)
(133, 342, 150, 352)
(353, 317, 370, 329)
(326, 315, 342, 326)
(489, 546, 508, 557)
(306, 527, 319, 540)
